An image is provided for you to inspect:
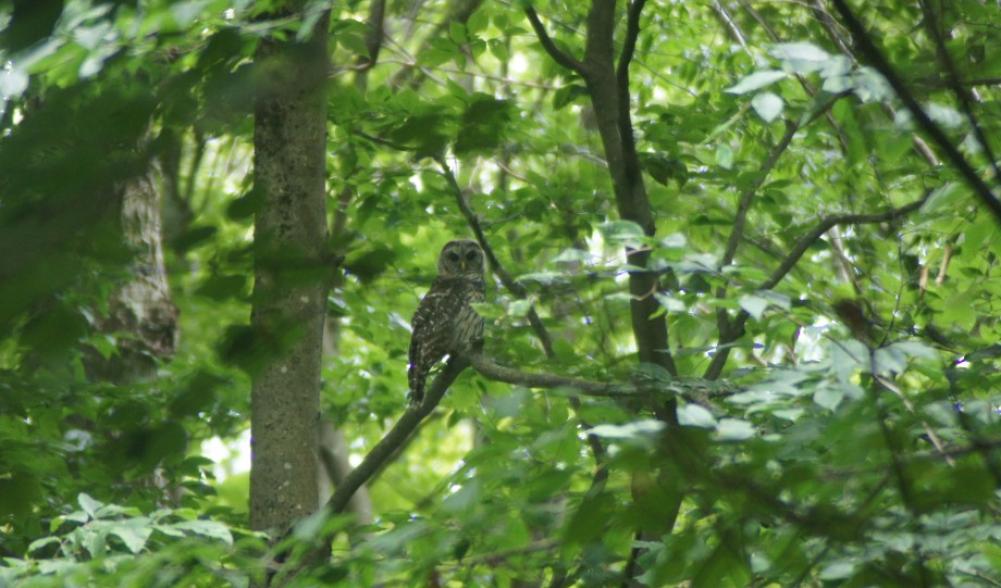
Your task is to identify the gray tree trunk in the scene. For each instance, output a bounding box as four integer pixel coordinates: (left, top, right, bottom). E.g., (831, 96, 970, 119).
(249, 14, 329, 533)
(87, 162, 178, 383)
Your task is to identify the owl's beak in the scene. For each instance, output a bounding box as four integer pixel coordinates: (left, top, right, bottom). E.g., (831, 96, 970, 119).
(459, 260, 467, 272)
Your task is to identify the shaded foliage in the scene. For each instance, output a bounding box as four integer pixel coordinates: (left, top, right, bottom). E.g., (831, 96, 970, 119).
(2, 0, 1001, 586)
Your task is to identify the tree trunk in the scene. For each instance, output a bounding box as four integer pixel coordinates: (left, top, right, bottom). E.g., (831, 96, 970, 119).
(87, 162, 178, 383)
(249, 12, 330, 533)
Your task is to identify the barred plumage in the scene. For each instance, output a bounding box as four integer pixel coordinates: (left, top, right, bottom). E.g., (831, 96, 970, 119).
(408, 240, 485, 404)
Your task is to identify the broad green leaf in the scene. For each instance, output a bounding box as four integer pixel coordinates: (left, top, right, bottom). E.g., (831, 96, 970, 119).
(819, 561, 856, 580)
(655, 293, 686, 312)
(739, 294, 769, 320)
(715, 143, 734, 169)
(441, 480, 480, 513)
(813, 385, 844, 410)
(26, 537, 60, 554)
(78, 493, 102, 519)
(769, 42, 831, 73)
(506, 299, 533, 318)
(172, 520, 234, 545)
(599, 220, 647, 245)
(677, 404, 716, 428)
(109, 523, 151, 554)
(751, 92, 784, 122)
(725, 70, 787, 94)
(716, 418, 755, 441)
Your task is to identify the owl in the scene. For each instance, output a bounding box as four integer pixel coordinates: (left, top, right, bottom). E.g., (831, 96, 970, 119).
(408, 239, 486, 403)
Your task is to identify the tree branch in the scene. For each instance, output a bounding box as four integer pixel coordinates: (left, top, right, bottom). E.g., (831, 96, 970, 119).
(720, 118, 799, 270)
(323, 358, 467, 517)
(524, 5, 588, 76)
(711, 93, 842, 359)
(703, 191, 931, 380)
(918, 0, 1001, 184)
(616, 0, 648, 89)
(468, 353, 629, 397)
(357, 0, 385, 74)
(829, 0, 1001, 225)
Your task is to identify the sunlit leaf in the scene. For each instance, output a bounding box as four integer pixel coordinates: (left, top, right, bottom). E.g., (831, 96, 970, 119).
(725, 70, 787, 94)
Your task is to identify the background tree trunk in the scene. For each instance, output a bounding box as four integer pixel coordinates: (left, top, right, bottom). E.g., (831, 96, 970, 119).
(249, 12, 330, 533)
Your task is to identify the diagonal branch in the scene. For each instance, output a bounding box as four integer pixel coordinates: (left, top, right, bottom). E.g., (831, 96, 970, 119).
(712, 94, 843, 351)
(918, 0, 1001, 184)
(324, 359, 467, 518)
(719, 118, 799, 271)
(524, 5, 588, 77)
(703, 191, 932, 380)
(829, 0, 1001, 225)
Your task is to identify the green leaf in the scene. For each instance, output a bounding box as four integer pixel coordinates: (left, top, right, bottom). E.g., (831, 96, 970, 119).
(78, 493, 102, 519)
(344, 245, 396, 283)
(639, 152, 688, 186)
(455, 94, 513, 155)
(715, 143, 734, 169)
(553, 84, 588, 110)
(725, 70, 787, 94)
(172, 520, 234, 545)
(599, 220, 647, 246)
(441, 480, 480, 513)
(813, 385, 844, 410)
(448, 22, 468, 45)
(768, 42, 831, 73)
(588, 419, 664, 439)
(26, 536, 60, 554)
(819, 560, 856, 581)
(655, 293, 686, 312)
(677, 404, 717, 428)
(751, 92, 784, 122)
(110, 523, 152, 554)
(739, 294, 769, 320)
(715, 418, 755, 441)
(506, 299, 533, 318)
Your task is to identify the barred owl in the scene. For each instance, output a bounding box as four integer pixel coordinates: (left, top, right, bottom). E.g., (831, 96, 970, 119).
(408, 239, 485, 403)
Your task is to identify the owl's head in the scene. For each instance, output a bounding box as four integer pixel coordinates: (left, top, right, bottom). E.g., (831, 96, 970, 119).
(437, 239, 484, 277)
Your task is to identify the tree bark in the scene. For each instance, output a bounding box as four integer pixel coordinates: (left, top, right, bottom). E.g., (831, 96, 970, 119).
(87, 163, 178, 383)
(249, 12, 330, 533)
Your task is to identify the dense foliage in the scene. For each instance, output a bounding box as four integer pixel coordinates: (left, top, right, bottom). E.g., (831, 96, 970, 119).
(2, 0, 1001, 585)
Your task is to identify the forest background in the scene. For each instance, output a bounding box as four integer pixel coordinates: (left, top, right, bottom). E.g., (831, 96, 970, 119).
(2, 0, 1001, 586)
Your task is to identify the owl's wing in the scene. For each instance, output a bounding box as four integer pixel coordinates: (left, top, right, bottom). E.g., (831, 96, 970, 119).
(407, 279, 454, 402)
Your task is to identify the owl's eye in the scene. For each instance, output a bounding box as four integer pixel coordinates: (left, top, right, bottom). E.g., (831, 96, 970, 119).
(447, 251, 461, 262)
(465, 250, 478, 261)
